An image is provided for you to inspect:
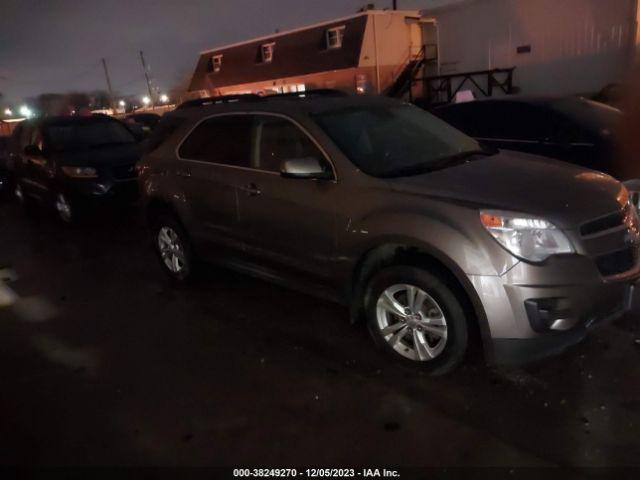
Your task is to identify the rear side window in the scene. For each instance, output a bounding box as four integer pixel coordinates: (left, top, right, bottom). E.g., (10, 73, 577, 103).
(179, 115, 252, 167)
(145, 115, 186, 153)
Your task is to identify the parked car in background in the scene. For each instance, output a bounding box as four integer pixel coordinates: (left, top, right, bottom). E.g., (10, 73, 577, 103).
(433, 96, 625, 176)
(11, 114, 142, 223)
(591, 83, 626, 110)
(124, 112, 161, 135)
(0, 136, 11, 197)
(138, 92, 640, 374)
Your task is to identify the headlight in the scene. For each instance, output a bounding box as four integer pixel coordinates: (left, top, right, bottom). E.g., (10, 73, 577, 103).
(62, 166, 98, 178)
(480, 210, 574, 262)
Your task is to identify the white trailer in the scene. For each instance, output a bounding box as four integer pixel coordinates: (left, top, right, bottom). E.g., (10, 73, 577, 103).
(421, 0, 639, 97)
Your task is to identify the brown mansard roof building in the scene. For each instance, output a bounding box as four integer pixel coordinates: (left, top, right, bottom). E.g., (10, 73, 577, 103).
(188, 10, 438, 99)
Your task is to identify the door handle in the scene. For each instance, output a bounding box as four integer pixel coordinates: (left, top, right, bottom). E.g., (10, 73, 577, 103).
(240, 183, 261, 196)
(176, 167, 192, 178)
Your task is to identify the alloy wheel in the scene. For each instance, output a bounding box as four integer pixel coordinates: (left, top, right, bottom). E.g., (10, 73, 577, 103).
(55, 193, 72, 223)
(157, 226, 186, 274)
(375, 283, 448, 362)
(15, 184, 24, 203)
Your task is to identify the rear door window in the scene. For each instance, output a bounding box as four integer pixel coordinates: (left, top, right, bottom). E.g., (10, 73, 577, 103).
(179, 115, 252, 167)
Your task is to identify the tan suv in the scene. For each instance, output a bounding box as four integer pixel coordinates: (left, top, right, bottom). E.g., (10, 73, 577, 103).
(138, 92, 639, 374)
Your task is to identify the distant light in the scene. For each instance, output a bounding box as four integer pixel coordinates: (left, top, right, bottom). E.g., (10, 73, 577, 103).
(118, 100, 126, 107)
(3, 108, 12, 116)
(19, 105, 33, 118)
(159, 94, 169, 103)
(142, 96, 151, 106)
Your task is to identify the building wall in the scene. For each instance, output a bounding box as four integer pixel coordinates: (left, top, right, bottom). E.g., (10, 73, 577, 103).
(425, 0, 639, 96)
(636, 0, 640, 57)
(359, 11, 422, 93)
(215, 67, 361, 96)
(188, 10, 422, 97)
(189, 14, 369, 93)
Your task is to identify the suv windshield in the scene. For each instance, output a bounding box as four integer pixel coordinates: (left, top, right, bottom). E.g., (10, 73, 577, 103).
(46, 120, 136, 152)
(313, 103, 486, 177)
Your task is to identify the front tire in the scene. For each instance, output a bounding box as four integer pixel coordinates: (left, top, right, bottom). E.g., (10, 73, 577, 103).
(365, 266, 469, 375)
(152, 214, 194, 282)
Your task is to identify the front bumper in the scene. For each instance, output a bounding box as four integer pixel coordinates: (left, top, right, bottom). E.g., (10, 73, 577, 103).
(469, 255, 639, 365)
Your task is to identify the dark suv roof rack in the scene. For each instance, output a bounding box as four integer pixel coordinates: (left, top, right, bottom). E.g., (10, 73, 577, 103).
(176, 89, 350, 110)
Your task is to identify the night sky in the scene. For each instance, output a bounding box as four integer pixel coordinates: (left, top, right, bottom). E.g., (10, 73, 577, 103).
(0, 0, 454, 106)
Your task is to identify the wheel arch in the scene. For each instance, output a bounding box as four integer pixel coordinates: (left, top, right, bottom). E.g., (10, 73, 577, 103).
(349, 242, 491, 356)
(145, 196, 181, 227)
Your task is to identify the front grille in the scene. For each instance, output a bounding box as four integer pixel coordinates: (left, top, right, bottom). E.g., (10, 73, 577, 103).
(596, 247, 636, 277)
(581, 207, 627, 236)
(112, 164, 137, 180)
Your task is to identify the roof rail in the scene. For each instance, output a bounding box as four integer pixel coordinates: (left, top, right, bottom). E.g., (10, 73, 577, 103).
(176, 94, 262, 110)
(176, 89, 351, 110)
(264, 88, 350, 99)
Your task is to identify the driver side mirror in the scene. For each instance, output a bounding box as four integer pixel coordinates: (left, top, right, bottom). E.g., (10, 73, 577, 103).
(24, 144, 43, 157)
(280, 157, 332, 180)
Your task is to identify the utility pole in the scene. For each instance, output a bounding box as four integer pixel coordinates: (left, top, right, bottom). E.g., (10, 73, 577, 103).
(101, 58, 116, 112)
(139, 50, 155, 107)
(392, 0, 398, 10)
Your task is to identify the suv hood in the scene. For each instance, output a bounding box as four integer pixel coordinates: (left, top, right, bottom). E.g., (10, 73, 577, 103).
(388, 150, 625, 229)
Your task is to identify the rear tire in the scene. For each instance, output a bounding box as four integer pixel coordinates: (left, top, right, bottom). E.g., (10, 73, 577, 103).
(365, 266, 469, 375)
(151, 214, 194, 283)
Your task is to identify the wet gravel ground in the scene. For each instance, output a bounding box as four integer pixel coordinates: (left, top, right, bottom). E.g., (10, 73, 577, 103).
(1, 201, 640, 468)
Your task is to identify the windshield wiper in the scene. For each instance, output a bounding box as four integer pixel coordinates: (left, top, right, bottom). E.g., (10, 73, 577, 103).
(430, 148, 496, 168)
(381, 148, 496, 178)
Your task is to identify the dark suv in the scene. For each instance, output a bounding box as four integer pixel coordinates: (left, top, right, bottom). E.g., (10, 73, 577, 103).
(138, 93, 640, 374)
(11, 115, 141, 223)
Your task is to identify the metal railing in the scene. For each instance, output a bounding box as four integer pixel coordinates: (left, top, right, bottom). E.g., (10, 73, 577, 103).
(415, 67, 516, 106)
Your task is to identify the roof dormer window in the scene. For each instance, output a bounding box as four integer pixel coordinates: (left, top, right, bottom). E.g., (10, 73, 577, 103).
(326, 26, 345, 50)
(260, 43, 275, 63)
(208, 54, 223, 73)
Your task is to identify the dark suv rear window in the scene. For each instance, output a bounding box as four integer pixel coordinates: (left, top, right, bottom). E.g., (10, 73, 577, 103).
(178, 115, 252, 167)
(144, 115, 186, 153)
(46, 120, 135, 152)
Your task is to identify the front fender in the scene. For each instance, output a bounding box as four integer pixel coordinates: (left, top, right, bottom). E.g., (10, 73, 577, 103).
(345, 204, 517, 279)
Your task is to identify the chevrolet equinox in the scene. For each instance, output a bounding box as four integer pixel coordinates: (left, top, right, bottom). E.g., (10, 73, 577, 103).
(138, 92, 640, 374)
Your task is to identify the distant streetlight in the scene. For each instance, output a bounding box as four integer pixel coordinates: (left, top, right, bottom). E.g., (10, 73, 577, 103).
(19, 105, 33, 118)
(159, 94, 169, 104)
(3, 108, 12, 117)
(142, 96, 151, 106)
(118, 100, 126, 107)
